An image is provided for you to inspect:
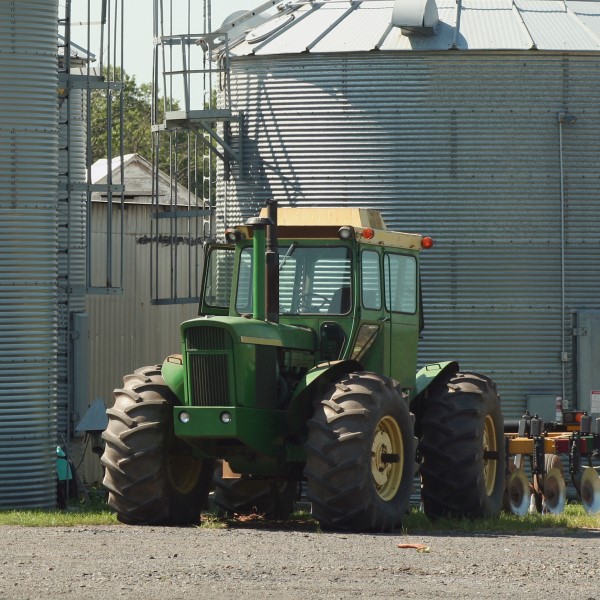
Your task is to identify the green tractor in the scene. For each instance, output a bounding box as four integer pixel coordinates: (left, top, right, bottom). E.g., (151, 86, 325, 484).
(101, 204, 505, 531)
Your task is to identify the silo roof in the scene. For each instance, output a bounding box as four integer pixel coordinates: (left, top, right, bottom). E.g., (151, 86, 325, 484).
(225, 0, 600, 55)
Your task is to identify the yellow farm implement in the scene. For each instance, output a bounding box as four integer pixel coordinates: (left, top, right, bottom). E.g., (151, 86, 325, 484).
(506, 412, 600, 515)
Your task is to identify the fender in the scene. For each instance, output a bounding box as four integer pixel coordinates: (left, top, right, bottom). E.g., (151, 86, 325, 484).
(409, 360, 459, 405)
(287, 359, 363, 436)
(161, 354, 186, 403)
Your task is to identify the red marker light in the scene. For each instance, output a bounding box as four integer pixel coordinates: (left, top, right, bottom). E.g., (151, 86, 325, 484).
(421, 236, 434, 249)
(362, 228, 375, 240)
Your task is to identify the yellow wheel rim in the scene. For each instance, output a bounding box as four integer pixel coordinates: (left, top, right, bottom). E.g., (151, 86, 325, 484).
(483, 415, 498, 496)
(168, 455, 202, 494)
(371, 416, 404, 501)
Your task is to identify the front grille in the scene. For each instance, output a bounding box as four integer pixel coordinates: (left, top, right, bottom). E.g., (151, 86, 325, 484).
(185, 327, 232, 407)
(188, 353, 230, 407)
(186, 327, 228, 351)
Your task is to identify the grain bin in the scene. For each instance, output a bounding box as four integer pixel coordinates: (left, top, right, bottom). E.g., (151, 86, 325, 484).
(0, 0, 59, 508)
(218, 0, 600, 419)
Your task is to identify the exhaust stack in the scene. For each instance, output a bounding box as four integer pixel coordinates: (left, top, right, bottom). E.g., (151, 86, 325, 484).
(245, 216, 270, 321)
(265, 200, 279, 323)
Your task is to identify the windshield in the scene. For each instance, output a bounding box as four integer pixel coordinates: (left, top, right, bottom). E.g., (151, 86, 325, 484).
(203, 246, 235, 309)
(236, 245, 352, 315)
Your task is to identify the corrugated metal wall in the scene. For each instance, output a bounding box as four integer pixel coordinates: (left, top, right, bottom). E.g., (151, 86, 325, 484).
(220, 51, 600, 418)
(83, 202, 197, 482)
(58, 88, 87, 439)
(0, 0, 59, 507)
(86, 203, 196, 412)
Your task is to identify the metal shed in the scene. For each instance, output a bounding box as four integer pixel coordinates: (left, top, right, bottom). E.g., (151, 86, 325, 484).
(87, 153, 201, 404)
(80, 154, 200, 482)
(216, 0, 600, 420)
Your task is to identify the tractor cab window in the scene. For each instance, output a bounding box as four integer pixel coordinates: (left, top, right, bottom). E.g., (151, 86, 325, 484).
(384, 253, 417, 314)
(236, 245, 352, 315)
(361, 250, 382, 310)
(202, 246, 235, 310)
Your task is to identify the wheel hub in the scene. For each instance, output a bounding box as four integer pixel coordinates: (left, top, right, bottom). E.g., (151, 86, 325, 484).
(371, 416, 404, 501)
(482, 414, 498, 497)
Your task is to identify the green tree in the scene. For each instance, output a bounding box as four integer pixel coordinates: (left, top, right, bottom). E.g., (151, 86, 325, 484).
(90, 68, 215, 204)
(90, 68, 154, 163)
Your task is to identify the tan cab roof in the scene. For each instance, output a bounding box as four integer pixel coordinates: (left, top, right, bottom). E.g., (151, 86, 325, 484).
(259, 207, 387, 229)
(255, 207, 423, 251)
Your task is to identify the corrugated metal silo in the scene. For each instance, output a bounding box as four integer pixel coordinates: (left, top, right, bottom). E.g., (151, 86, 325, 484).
(0, 0, 59, 507)
(218, 0, 600, 419)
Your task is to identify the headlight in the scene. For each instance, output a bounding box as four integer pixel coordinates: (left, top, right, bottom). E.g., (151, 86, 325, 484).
(338, 226, 354, 240)
(225, 228, 244, 242)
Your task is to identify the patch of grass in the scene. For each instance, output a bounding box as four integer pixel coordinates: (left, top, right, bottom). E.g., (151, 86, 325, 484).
(199, 504, 600, 534)
(290, 509, 317, 522)
(0, 505, 117, 527)
(198, 512, 229, 529)
(3, 494, 599, 532)
(0, 508, 117, 527)
(401, 503, 600, 535)
(0, 489, 118, 527)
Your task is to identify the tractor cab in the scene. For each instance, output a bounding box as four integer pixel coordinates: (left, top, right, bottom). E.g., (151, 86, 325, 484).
(199, 206, 428, 389)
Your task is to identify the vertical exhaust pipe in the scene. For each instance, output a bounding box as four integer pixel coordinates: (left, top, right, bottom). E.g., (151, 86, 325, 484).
(245, 216, 271, 322)
(245, 201, 278, 322)
(266, 200, 279, 323)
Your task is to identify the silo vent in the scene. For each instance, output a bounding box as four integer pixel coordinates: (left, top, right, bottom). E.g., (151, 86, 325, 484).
(392, 0, 439, 35)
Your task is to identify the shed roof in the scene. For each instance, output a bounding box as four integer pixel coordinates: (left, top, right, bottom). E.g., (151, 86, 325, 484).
(225, 0, 600, 56)
(90, 153, 198, 206)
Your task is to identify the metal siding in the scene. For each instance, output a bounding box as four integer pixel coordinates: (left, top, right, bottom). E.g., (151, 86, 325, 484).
(221, 51, 600, 419)
(0, 0, 59, 508)
(86, 203, 197, 414)
(576, 310, 600, 416)
(57, 89, 87, 439)
(84, 200, 198, 484)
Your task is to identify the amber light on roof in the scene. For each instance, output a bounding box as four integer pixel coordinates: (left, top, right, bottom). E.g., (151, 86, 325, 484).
(361, 227, 375, 240)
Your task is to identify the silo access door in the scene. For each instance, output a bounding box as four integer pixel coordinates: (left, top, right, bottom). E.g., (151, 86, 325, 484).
(575, 309, 600, 418)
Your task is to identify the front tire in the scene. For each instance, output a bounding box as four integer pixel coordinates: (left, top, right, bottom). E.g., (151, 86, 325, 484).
(101, 366, 214, 525)
(419, 371, 505, 520)
(304, 372, 415, 532)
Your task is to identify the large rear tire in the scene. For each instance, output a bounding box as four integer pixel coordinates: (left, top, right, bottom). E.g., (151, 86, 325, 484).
(419, 371, 505, 519)
(304, 371, 415, 532)
(213, 462, 297, 520)
(101, 366, 214, 525)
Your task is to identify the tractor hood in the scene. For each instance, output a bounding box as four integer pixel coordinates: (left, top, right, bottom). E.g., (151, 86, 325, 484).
(181, 315, 316, 352)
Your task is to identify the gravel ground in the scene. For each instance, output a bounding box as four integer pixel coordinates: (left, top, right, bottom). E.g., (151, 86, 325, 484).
(1, 525, 599, 600)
